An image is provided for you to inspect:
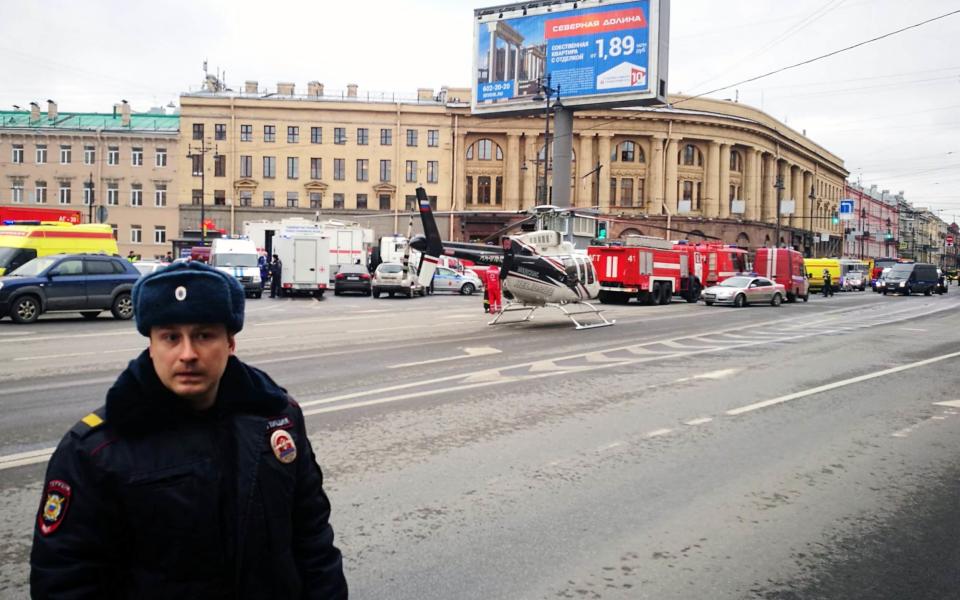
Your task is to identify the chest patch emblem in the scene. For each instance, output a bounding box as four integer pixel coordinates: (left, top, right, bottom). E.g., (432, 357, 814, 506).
(38, 480, 72, 536)
(270, 429, 297, 464)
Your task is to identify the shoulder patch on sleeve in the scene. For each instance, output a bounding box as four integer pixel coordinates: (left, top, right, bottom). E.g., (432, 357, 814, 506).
(37, 479, 72, 536)
(69, 407, 107, 438)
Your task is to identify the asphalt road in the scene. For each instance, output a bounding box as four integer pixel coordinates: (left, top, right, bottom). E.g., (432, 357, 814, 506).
(1, 286, 959, 598)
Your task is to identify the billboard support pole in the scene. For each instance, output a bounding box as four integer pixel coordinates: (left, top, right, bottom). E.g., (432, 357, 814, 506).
(552, 104, 573, 209)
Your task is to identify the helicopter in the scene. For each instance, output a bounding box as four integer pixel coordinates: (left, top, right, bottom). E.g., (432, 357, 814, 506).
(409, 187, 614, 330)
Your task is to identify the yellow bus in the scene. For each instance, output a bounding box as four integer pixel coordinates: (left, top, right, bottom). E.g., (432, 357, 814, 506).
(0, 223, 118, 275)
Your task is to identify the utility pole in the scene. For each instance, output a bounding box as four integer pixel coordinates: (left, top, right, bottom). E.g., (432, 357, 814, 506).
(85, 173, 95, 224)
(807, 185, 816, 258)
(534, 75, 558, 205)
(186, 138, 218, 245)
(773, 174, 784, 247)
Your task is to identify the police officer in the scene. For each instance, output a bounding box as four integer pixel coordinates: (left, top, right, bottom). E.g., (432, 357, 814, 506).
(822, 268, 834, 297)
(269, 254, 283, 298)
(30, 261, 347, 599)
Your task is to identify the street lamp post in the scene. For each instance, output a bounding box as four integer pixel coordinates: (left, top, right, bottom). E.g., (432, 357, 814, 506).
(85, 173, 95, 224)
(534, 75, 558, 205)
(807, 185, 816, 257)
(187, 138, 218, 245)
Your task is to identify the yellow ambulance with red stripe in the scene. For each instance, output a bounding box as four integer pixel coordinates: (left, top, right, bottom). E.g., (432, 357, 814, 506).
(0, 222, 118, 275)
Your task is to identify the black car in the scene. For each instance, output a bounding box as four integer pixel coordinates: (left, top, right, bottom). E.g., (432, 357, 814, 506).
(882, 262, 938, 296)
(0, 254, 141, 323)
(333, 264, 372, 296)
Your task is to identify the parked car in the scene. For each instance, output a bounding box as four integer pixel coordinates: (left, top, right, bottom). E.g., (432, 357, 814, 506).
(372, 262, 424, 298)
(334, 263, 372, 296)
(133, 260, 166, 277)
(431, 267, 483, 295)
(882, 262, 938, 296)
(842, 271, 867, 292)
(701, 276, 787, 307)
(0, 254, 140, 323)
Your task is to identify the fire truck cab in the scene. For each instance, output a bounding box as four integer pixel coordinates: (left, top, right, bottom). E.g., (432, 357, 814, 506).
(755, 247, 810, 302)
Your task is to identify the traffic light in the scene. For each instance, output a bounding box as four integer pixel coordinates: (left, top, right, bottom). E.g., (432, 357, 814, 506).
(885, 230, 893, 241)
(831, 211, 839, 225)
(596, 220, 608, 240)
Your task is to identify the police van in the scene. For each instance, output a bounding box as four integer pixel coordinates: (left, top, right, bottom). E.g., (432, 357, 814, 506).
(209, 238, 262, 298)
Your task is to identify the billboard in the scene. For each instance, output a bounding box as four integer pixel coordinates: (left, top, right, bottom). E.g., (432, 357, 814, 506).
(472, 0, 669, 115)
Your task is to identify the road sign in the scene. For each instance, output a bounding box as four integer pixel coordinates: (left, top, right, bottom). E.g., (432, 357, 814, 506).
(947, 235, 955, 246)
(839, 199, 855, 221)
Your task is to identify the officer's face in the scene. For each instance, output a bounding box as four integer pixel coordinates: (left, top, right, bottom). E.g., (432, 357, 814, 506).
(149, 323, 236, 410)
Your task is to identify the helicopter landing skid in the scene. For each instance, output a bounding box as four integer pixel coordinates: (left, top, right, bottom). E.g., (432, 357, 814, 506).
(488, 301, 615, 330)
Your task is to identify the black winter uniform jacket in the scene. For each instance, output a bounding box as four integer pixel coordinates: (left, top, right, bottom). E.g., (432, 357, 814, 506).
(30, 351, 347, 599)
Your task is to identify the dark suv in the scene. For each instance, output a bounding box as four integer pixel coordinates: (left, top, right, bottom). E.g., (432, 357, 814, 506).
(0, 254, 141, 323)
(882, 262, 939, 296)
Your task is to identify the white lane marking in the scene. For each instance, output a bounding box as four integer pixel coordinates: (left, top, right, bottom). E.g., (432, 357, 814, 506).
(6, 329, 136, 344)
(0, 377, 115, 397)
(15, 346, 145, 361)
(646, 428, 673, 438)
(684, 417, 714, 426)
(693, 368, 741, 380)
(892, 426, 916, 438)
(727, 350, 960, 416)
(0, 331, 35, 337)
(933, 400, 960, 408)
(353, 324, 424, 334)
(0, 447, 56, 471)
(901, 328, 927, 332)
(389, 346, 501, 369)
(597, 441, 624, 452)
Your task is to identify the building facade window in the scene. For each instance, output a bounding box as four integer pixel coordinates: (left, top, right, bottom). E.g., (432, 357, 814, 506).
(334, 127, 346, 144)
(239, 191, 252, 207)
(59, 184, 71, 205)
(379, 159, 391, 182)
(191, 154, 203, 176)
(309, 192, 322, 208)
(191, 189, 201, 206)
(286, 192, 298, 208)
(406, 129, 418, 147)
(311, 127, 322, 144)
(357, 128, 368, 145)
(287, 157, 299, 179)
(60, 145, 72, 164)
(108, 146, 119, 165)
(681, 144, 703, 166)
(83, 185, 92, 205)
(263, 191, 275, 207)
(379, 194, 390, 210)
(356, 159, 369, 182)
(192, 123, 204, 140)
(356, 194, 368, 210)
(214, 190, 225, 206)
(465, 176, 473, 204)
(84, 146, 95, 165)
(263, 156, 276, 178)
(241, 124, 252, 141)
(130, 226, 142, 244)
(36, 144, 47, 164)
(11, 182, 24, 204)
(380, 128, 392, 146)
(155, 184, 167, 207)
(287, 126, 299, 143)
(107, 183, 119, 206)
(405, 160, 417, 183)
(310, 158, 322, 180)
(620, 179, 634, 206)
(681, 180, 702, 210)
(130, 184, 143, 207)
(334, 158, 345, 181)
(155, 148, 167, 167)
(12, 144, 23, 164)
(215, 123, 226, 141)
(477, 176, 491, 205)
(35, 182, 47, 204)
(427, 161, 439, 183)
(154, 226, 166, 244)
(333, 193, 344, 209)
(240, 155, 253, 178)
(110, 224, 118, 240)
(264, 125, 276, 142)
(730, 150, 742, 172)
(427, 129, 440, 147)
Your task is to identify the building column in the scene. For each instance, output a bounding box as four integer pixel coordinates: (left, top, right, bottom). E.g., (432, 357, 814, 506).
(801, 171, 813, 234)
(718, 143, 731, 219)
(648, 134, 665, 214)
(790, 166, 803, 231)
(705, 141, 720, 217)
(521, 132, 537, 210)
(780, 161, 792, 229)
(455, 131, 467, 211)
(761, 153, 775, 223)
(743, 148, 758, 221)
(505, 133, 521, 211)
(664, 137, 680, 216)
(578, 134, 595, 207)
(598, 133, 613, 212)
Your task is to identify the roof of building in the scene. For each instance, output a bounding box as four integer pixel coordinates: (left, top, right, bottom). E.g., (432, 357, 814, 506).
(0, 111, 178, 132)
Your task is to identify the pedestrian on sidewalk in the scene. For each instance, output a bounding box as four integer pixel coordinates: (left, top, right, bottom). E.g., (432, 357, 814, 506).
(30, 261, 347, 599)
(269, 254, 282, 298)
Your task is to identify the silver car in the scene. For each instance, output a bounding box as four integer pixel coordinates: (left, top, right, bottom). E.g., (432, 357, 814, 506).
(701, 276, 787, 307)
(842, 271, 866, 291)
(372, 262, 424, 298)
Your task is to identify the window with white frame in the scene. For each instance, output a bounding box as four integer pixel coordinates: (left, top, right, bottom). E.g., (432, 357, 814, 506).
(84, 145, 95, 165)
(36, 144, 47, 164)
(154, 226, 166, 244)
(130, 184, 143, 206)
(406, 129, 418, 147)
(60, 145, 72, 164)
(264, 125, 276, 142)
(310, 127, 322, 144)
(155, 184, 167, 207)
(334, 158, 345, 181)
(59, 184, 71, 204)
(156, 148, 167, 167)
(380, 128, 392, 145)
(130, 226, 142, 244)
(11, 182, 24, 204)
(286, 192, 298, 208)
(83, 185, 93, 205)
(241, 124, 252, 142)
(263, 156, 276, 178)
(334, 128, 346, 144)
(427, 161, 438, 184)
(357, 128, 368, 145)
(12, 144, 23, 164)
(287, 126, 299, 143)
(35, 182, 47, 204)
(107, 183, 119, 206)
(379, 159, 391, 182)
(131, 147, 143, 166)
(427, 129, 439, 147)
(108, 146, 119, 165)
(310, 158, 321, 180)
(405, 160, 417, 183)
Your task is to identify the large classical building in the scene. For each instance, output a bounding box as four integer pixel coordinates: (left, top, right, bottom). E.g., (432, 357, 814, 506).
(0, 101, 179, 258)
(177, 80, 849, 255)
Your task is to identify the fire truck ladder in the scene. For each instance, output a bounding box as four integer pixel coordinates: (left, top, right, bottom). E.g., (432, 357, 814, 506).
(488, 301, 615, 330)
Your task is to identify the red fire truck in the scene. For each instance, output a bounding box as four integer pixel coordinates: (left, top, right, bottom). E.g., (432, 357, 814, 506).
(0, 206, 81, 224)
(589, 236, 700, 305)
(754, 247, 810, 302)
(672, 242, 750, 289)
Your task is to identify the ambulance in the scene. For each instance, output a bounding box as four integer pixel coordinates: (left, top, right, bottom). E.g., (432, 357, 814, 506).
(803, 258, 841, 292)
(0, 222, 118, 276)
(755, 247, 810, 302)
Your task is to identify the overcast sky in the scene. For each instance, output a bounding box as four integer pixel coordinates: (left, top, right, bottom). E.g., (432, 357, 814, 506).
(1, 0, 957, 221)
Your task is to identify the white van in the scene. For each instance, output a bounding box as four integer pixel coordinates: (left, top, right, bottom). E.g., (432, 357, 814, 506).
(210, 238, 262, 298)
(273, 233, 330, 297)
